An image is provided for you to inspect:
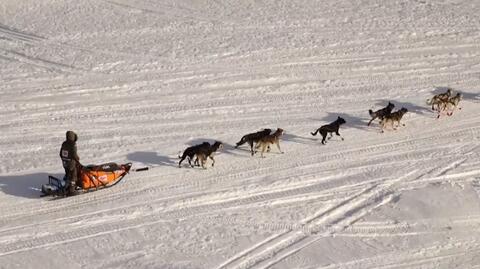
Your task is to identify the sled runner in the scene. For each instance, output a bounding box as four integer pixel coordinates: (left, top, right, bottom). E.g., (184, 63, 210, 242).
(41, 162, 147, 197)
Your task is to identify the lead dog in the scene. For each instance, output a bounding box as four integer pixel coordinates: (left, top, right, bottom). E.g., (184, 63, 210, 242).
(438, 92, 462, 118)
(427, 88, 452, 112)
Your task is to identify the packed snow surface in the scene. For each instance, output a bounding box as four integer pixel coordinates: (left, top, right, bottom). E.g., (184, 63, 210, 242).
(1, 0, 480, 268)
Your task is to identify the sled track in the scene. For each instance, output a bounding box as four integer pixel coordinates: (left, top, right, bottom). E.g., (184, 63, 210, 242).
(1, 154, 472, 258)
(2, 119, 479, 221)
(216, 158, 479, 269)
(0, 132, 474, 229)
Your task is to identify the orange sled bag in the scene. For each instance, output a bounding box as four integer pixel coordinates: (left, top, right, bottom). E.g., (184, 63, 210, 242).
(79, 163, 132, 190)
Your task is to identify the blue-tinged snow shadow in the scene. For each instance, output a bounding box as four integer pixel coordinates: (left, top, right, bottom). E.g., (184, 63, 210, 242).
(127, 152, 177, 167)
(0, 172, 62, 199)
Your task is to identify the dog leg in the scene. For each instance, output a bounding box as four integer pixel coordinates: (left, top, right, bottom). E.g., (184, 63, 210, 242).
(249, 141, 255, 156)
(199, 156, 207, 169)
(261, 144, 267, 158)
(188, 157, 195, 168)
(367, 117, 375, 126)
(321, 134, 327, 144)
(275, 141, 284, 154)
(209, 156, 215, 167)
(336, 131, 344, 141)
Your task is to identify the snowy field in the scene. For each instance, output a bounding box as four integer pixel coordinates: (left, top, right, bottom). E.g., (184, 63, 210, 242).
(1, 0, 480, 268)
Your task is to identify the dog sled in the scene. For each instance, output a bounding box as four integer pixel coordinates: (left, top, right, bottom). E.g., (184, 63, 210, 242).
(41, 162, 147, 197)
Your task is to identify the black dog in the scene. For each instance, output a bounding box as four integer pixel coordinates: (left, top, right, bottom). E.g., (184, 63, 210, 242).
(368, 102, 395, 126)
(235, 128, 272, 156)
(311, 117, 346, 145)
(178, 142, 210, 168)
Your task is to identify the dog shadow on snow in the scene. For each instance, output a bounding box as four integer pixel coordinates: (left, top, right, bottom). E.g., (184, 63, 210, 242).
(0, 172, 63, 199)
(433, 86, 479, 103)
(127, 152, 177, 167)
(375, 99, 431, 116)
(282, 132, 318, 145)
(310, 112, 371, 133)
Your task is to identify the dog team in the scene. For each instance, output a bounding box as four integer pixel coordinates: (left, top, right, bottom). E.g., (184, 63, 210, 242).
(179, 88, 463, 168)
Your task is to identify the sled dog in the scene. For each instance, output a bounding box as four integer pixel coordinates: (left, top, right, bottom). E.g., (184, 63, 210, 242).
(254, 128, 284, 158)
(311, 117, 346, 145)
(426, 88, 452, 111)
(380, 108, 408, 132)
(368, 102, 395, 126)
(178, 142, 210, 168)
(438, 92, 462, 118)
(195, 141, 223, 169)
(235, 128, 272, 156)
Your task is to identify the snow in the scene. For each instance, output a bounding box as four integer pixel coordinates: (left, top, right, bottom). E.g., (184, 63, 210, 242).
(1, 0, 480, 268)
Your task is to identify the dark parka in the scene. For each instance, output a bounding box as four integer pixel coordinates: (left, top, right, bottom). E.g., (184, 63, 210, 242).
(60, 131, 80, 186)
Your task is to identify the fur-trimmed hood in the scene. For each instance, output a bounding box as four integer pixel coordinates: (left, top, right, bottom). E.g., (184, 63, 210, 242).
(66, 131, 78, 142)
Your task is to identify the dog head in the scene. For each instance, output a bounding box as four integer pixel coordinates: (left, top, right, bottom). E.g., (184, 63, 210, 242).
(399, 107, 408, 114)
(212, 141, 224, 151)
(337, 117, 346, 125)
(387, 102, 395, 110)
(446, 88, 453, 96)
(274, 128, 284, 136)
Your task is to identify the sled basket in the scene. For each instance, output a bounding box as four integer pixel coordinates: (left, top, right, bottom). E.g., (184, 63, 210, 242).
(80, 162, 132, 190)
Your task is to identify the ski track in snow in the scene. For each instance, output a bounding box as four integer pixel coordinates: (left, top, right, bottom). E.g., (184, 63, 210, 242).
(1, 0, 480, 268)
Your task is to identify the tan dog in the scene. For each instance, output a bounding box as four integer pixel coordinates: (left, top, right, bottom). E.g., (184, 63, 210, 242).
(195, 141, 223, 169)
(427, 88, 452, 112)
(380, 108, 408, 132)
(438, 92, 462, 118)
(254, 128, 284, 158)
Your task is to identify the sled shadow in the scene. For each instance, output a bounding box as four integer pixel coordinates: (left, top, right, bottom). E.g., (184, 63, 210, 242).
(185, 138, 243, 157)
(127, 152, 177, 167)
(0, 172, 62, 199)
(376, 99, 431, 116)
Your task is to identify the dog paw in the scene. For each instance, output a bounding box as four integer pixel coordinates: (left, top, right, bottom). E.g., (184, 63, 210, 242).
(341, 138, 345, 141)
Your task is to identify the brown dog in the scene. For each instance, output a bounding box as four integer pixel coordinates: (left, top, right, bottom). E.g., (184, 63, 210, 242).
(254, 128, 284, 158)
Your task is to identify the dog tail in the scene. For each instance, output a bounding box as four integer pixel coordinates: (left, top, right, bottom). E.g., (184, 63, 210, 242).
(235, 136, 246, 148)
(368, 109, 374, 117)
(178, 151, 184, 159)
(311, 128, 320, 136)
